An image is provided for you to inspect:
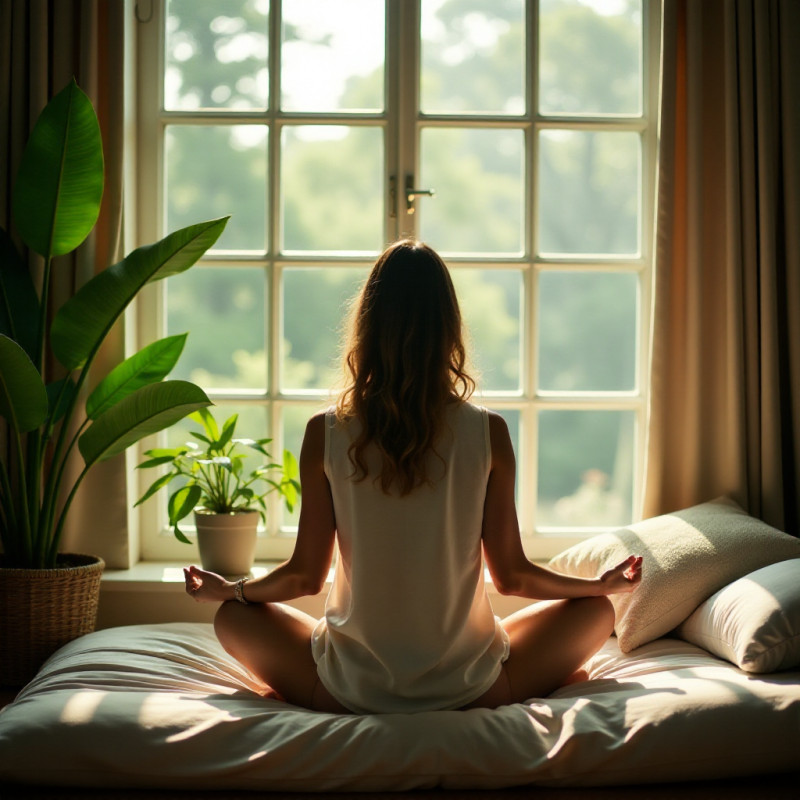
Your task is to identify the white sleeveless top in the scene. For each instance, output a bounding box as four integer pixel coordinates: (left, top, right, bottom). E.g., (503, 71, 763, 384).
(311, 402, 509, 714)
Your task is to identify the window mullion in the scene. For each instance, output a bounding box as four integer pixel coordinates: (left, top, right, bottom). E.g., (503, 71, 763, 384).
(521, 0, 539, 542)
(265, 2, 281, 542)
(393, 0, 420, 241)
(268, 0, 281, 260)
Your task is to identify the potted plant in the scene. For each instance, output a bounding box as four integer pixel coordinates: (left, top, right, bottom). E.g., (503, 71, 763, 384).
(136, 408, 300, 576)
(0, 79, 226, 685)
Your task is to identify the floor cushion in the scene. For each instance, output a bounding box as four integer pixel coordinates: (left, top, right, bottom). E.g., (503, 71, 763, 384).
(1, 622, 798, 790)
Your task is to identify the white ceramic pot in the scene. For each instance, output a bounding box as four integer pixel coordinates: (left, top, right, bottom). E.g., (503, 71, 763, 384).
(193, 510, 258, 576)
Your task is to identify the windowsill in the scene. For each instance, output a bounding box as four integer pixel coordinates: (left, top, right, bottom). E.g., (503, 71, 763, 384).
(102, 562, 310, 592)
(102, 561, 548, 591)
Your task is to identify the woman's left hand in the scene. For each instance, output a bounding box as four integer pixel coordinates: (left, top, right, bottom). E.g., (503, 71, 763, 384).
(183, 565, 234, 603)
(598, 555, 643, 594)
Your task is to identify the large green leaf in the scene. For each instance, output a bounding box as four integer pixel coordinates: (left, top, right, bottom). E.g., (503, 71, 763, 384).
(85, 333, 188, 419)
(0, 227, 39, 359)
(46, 377, 77, 427)
(51, 217, 228, 371)
(12, 79, 103, 258)
(78, 380, 211, 468)
(0, 334, 48, 432)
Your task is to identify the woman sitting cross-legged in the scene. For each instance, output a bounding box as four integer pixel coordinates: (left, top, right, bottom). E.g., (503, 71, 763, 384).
(184, 239, 643, 714)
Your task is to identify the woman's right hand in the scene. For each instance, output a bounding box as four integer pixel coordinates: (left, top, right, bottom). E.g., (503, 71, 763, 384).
(183, 565, 235, 603)
(598, 555, 643, 594)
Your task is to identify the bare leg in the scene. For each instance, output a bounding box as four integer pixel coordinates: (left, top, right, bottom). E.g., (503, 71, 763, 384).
(465, 595, 615, 709)
(214, 600, 350, 713)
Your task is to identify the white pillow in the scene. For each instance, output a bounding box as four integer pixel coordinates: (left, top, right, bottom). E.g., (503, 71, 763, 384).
(676, 558, 800, 673)
(549, 497, 800, 653)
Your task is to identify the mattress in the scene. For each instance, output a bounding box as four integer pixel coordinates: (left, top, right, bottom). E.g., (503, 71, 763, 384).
(0, 622, 798, 790)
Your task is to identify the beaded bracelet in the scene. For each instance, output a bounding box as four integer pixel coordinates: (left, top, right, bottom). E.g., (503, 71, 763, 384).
(234, 577, 250, 605)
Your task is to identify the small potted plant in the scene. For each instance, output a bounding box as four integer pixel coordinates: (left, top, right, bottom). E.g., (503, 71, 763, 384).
(136, 408, 300, 576)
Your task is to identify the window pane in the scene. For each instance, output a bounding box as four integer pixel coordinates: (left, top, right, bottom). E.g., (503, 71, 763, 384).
(282, 267, 368, 391)
(281, 0, 384, 112)
(281, 126, 383, 253)
(419, 128, 525, 255)
(452, 269, 522, 393)
(537, 130, 640, 256)
(165, 0, 268, 110)
(537, 409, 634, 528)
(538, 271, 638, 392)
(539, 0, 642, 116)
(281, 403, 320, 529)
(420, 0, 525, 115)
(167, 266, 266, 390)
(165, 125, 267, 252)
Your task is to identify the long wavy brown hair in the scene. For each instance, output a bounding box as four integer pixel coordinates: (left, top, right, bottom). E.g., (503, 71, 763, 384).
(336, 239, 475, 495)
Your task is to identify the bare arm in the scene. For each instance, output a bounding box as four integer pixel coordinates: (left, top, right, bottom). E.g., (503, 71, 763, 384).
(481, 412, 642, 599)
(184, 412, 336, 604)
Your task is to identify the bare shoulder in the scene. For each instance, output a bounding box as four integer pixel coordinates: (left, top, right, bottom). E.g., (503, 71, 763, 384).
(486, 409, 511, 444)
(306, 409, 328, 431)
(486, 409, 508, 431)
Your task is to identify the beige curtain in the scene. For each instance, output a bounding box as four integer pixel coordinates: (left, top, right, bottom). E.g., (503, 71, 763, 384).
(645, 0, 800, 536)
(1, 0, 131, 565)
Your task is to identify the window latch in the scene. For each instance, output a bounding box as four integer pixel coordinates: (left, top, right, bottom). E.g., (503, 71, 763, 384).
(404, 175, 435, 215)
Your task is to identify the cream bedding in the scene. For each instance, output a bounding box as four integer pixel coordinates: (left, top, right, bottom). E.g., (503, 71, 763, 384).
(0, 622, 798, 790)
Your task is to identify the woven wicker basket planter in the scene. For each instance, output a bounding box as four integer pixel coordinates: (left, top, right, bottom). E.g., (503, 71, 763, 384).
(0, 554, 105, 687)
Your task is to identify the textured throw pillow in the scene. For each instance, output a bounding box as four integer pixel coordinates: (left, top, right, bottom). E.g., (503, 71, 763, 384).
(676, 559, 800, 673)
(549, 497, 800, 653)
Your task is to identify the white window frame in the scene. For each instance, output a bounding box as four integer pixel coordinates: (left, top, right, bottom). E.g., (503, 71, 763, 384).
(132, 0, 662, 563)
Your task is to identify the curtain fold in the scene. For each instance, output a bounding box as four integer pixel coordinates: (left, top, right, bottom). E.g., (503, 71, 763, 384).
(1, 0, 131, 566)
(645, 0, 800, 536)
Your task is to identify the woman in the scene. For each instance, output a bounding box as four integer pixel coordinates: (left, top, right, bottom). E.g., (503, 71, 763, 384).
(184, 239, 642, 714)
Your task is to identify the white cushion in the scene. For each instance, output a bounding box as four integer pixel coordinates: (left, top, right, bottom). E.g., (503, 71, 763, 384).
(1, 623, 799, 789)
(549, 497, 800, 652)
(676, 558, 800, 673)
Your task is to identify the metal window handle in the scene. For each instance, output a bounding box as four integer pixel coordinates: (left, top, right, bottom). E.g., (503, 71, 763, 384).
(405, 176, 435, 214)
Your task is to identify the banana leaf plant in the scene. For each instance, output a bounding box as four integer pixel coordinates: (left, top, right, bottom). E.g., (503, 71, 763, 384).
(0, 79, 226, 569)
